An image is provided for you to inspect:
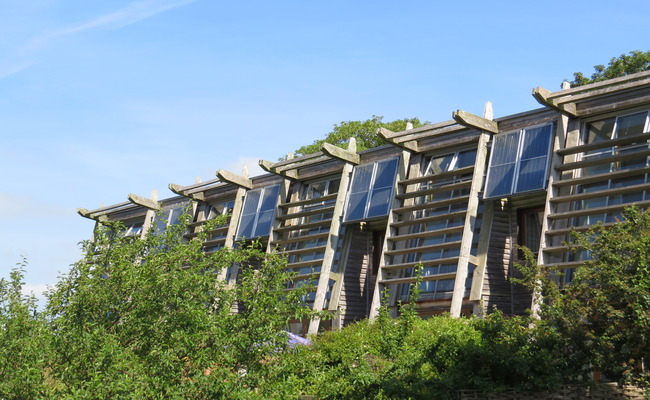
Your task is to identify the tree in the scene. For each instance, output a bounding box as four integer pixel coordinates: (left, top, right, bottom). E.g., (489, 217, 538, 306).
(0, 260, 50, 398)
(44, 214, 318, 398)
(292, 116, 426, 157)
(569, 50, 650, 87)
(517, 207, 650, 384)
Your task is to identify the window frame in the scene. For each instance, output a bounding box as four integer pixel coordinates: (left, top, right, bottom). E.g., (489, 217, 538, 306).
(343, 157, 399, 223)
(484, 123, 554, 199)
(236, 185, 280, 239)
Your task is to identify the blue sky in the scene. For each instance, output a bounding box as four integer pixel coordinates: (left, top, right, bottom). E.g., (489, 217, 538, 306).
(1, 0, 648, 303)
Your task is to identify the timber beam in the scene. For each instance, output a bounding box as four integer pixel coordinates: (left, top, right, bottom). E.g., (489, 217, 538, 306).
(77, 208, 108, 222)
(258, 160, 299, 179)
(321, 142, 360, 164)
(532, 87, 577, 116)
(452, 110, 499, 133)
(168, 183, 205, 201)
(128, 193, 162, 211)
(377, 127, 419, 152)
(216, 169, 253, 189)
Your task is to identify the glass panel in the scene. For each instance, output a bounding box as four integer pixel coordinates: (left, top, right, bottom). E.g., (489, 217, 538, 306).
(491, 132, 520, 165)
(485, 163, 515, 198)
(373, 158, 398, 189)
(367, 187, 392, 218)
(456, 150, 477, 169)
(586, 117, 615, 144)
(615, 112, 647, 139)
(521, 125, 553, 160)
(346, 192, 368, 221)
(516, 157, 547, 192)
(485, 131, 520, 198)
(259, 185, 280, 212)
(349, 164, 374, 194)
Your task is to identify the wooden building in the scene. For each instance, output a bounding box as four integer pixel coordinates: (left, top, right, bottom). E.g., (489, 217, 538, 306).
(79, 71, 650, 334)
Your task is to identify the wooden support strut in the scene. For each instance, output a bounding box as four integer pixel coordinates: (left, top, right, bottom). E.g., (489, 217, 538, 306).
(128, 193, 162, 211)
(377, 127, 419, 152)
(320, 142, 360, 164)
(532, 87, 577, 116)
(258, 160, 299, 180)
(216, 169, 253, 189)
(168, 183, 205, 201)
(452, 110, 499, 134)
(77, 208, 108, 222)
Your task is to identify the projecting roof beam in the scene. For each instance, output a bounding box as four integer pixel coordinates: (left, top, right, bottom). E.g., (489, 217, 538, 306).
(77, 208, 108, 222)
(377, 127, 419, 152)
(320, 142, 360, 165)
(168, 183, 205, 201)
(128, 193, 162, 211)
(532, 87, 577, 116)
(258, 160, 299, 179)
(452, 110, 499, 133)
(216, 169, 253, 189)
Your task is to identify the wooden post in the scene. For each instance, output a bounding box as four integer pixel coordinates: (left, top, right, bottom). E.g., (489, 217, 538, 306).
(450, 131, 491, 317)
(308, 139, 358, 334)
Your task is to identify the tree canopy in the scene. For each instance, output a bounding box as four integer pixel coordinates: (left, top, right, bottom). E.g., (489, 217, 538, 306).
(569, 50, 650, 87)
(292, 116, 426, 157)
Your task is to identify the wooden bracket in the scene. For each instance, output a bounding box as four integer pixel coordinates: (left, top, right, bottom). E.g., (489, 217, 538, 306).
(168, 183, 204, 201)
(321, 143, 360, 164)
(532, 87, 577, 116)
(77, 208, 108, 222)
(452, 110, 499, 133)
(377, 127, 419, 152)
(258, 160, 298, 179)
(217, 169, 253, 189)
(128, 193, 162, 211)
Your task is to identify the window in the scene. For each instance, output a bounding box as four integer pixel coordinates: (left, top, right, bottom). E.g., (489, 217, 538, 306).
(484, 124, 554, 198)
(236, 185, 280, 239)
(153, 205, 189, 234)
(344, 158, 399, 222)
(573, 110, 650, 226)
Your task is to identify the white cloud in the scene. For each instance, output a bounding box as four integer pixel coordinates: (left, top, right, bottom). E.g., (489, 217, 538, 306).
(0, 192, 72, 220)
(26, 0, 198, 50)
(0, 60, 38, 79)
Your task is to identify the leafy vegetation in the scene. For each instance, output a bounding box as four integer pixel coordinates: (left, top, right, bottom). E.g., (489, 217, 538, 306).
(517, 207, 650, 386)
(292, 116, 426, 157)
(569, 50, 650, 87)
(1, 208, 649, 398)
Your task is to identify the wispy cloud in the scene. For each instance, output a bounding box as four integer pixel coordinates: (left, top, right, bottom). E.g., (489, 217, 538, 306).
(26, 0, 197, 50)
(0, 60, 39, 79)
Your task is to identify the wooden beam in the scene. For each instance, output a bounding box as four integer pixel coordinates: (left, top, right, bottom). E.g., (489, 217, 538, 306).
(168, 183, 204, 201)
(377, 127, 419, 151)
(128, 193, 162, 211)
(452, 110, 499, 133)
(532, 87, 577, 116)
(216, 169, 253, 189)
(258, 160, 298, 179)
(321, 142, 360, 164)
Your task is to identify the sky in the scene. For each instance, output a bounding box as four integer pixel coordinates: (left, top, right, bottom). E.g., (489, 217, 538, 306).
(1, 0, 648, 305)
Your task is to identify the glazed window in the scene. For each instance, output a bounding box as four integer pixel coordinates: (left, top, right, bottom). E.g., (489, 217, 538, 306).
(344, 158, 399, 222)
(484, 124, 554, 198)
(236, 185, 280, 239)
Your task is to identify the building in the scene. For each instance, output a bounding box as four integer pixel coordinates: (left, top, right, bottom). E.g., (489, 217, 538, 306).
(79, 71, 650, 335)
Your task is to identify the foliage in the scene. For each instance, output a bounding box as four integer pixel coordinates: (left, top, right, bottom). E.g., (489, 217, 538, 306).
(263, 311, 569, 399)
(0, 259, 50, 399)
(43, 214, 318, 399)
(516, 207, 650, 385)
(292, 116, 426, 157)
(569, 50, 650, 87)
